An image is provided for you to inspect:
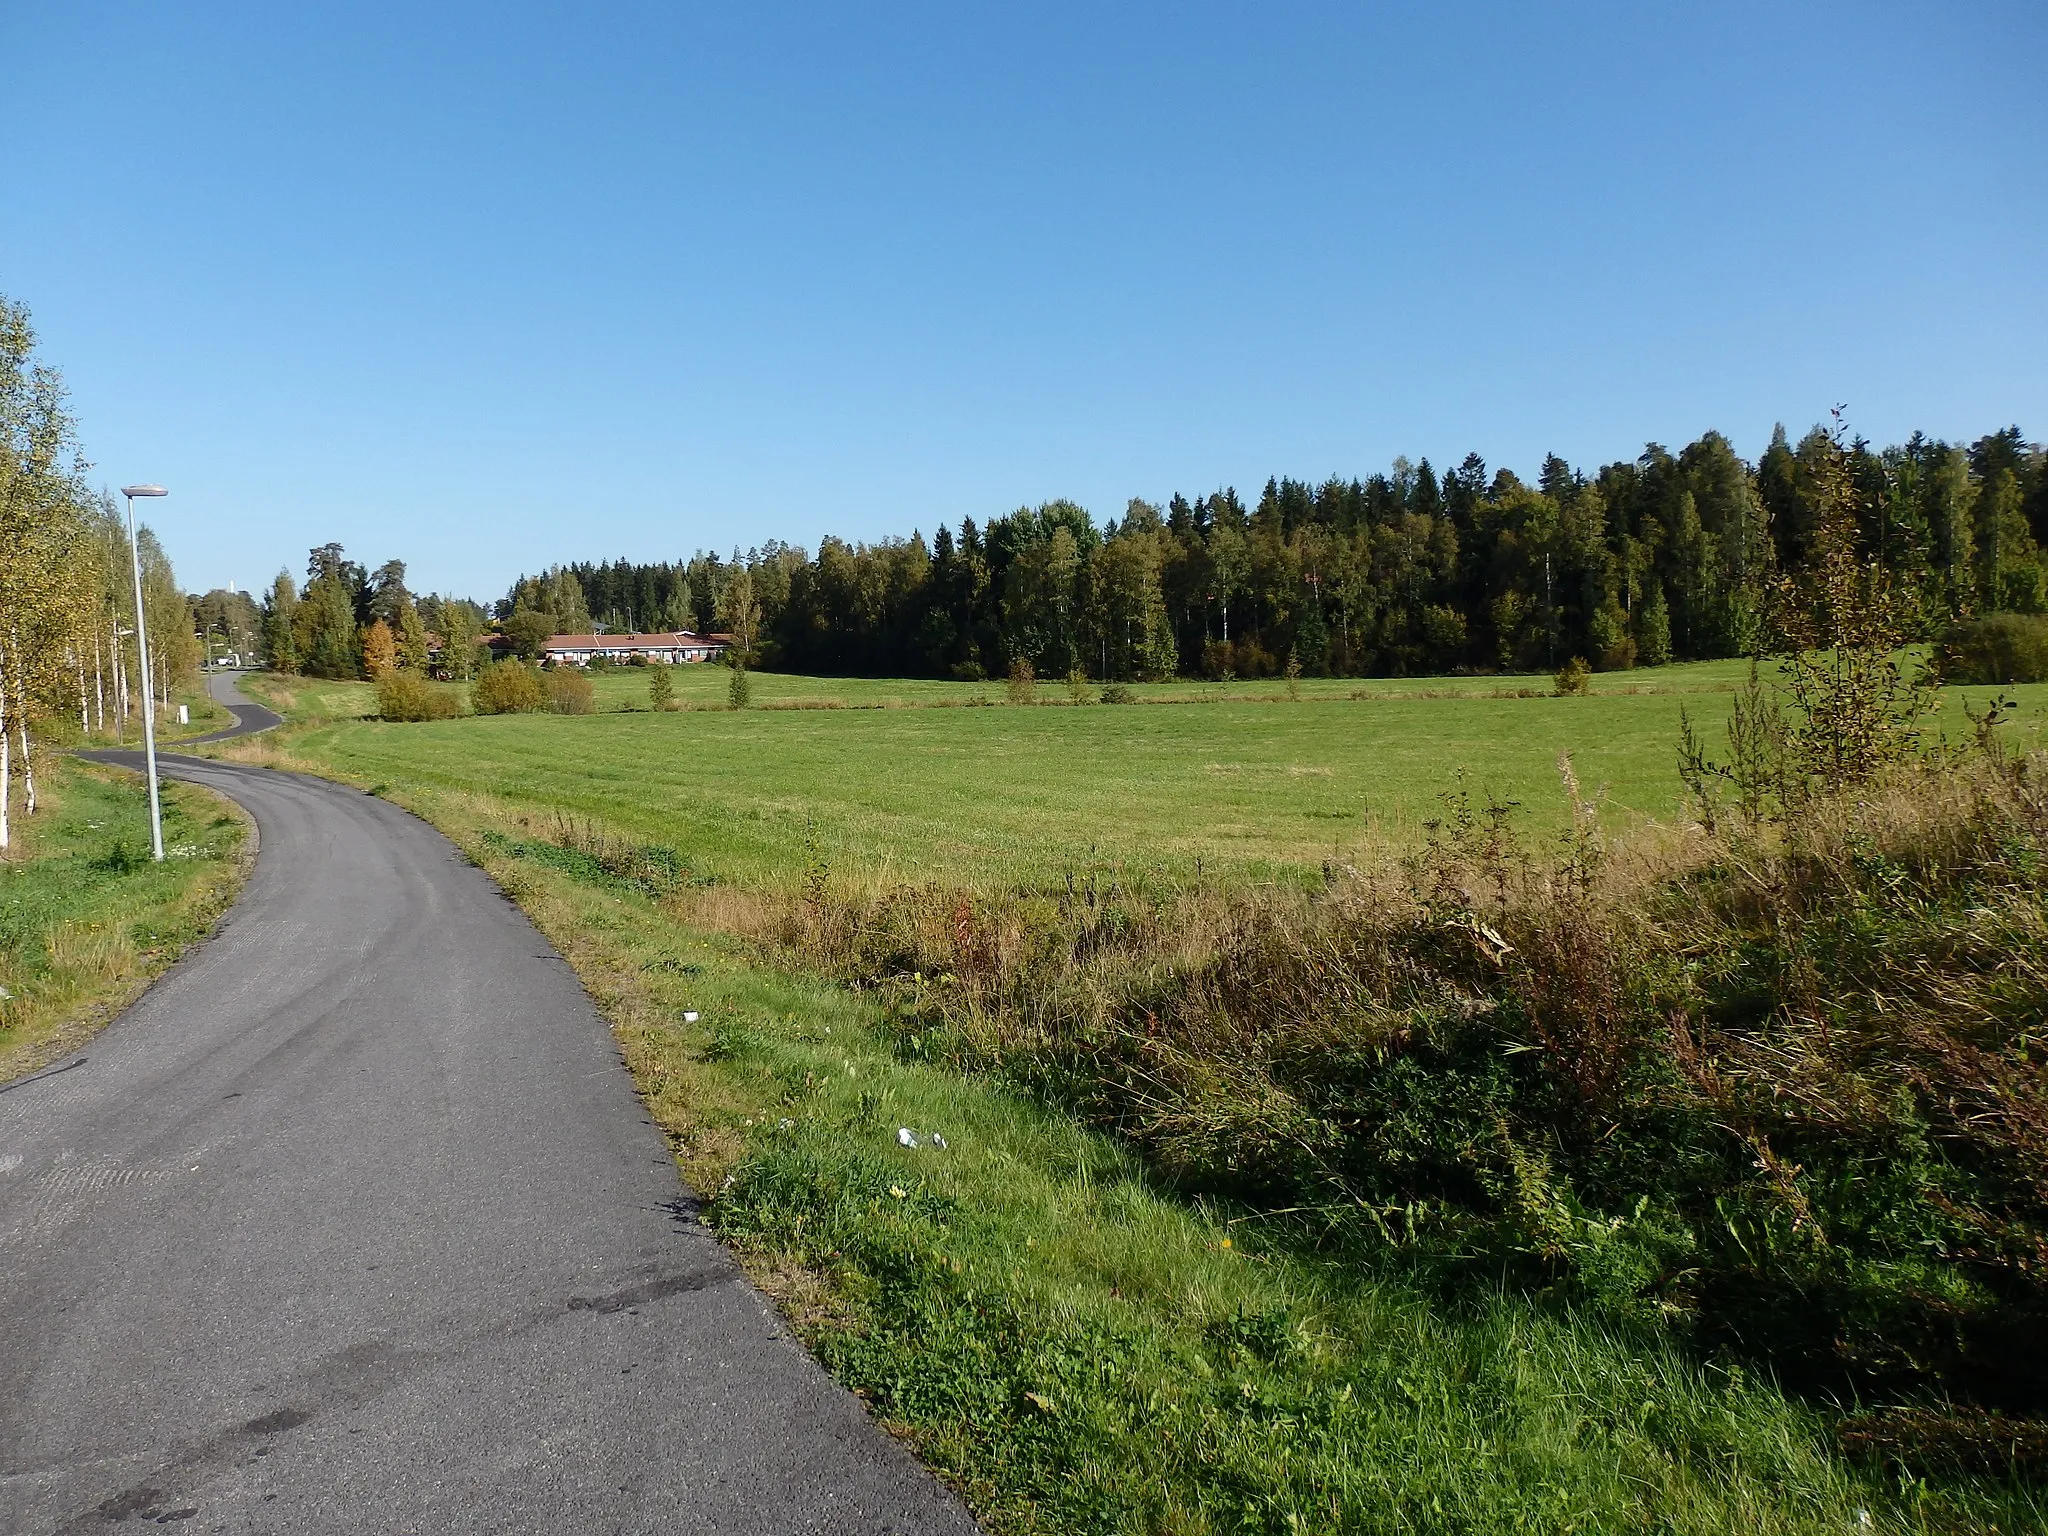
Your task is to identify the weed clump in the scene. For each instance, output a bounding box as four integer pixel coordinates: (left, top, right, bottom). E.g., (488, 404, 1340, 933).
(481, 815, 691, 896)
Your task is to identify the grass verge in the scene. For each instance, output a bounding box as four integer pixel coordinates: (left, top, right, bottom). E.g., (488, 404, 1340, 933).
(0, 756, 253, 1084)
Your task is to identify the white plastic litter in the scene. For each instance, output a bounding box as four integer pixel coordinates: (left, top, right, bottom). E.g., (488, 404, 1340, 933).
(931, 1133, 948, 1150)
(682, 1011, 699, 1023)
(897, 1127, 919, 1148)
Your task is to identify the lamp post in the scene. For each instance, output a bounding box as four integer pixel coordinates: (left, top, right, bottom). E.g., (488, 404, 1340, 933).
(120, 484, 167, 862)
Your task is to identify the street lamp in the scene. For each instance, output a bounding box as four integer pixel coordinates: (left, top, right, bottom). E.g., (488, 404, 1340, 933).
(120, 484, 167, 862)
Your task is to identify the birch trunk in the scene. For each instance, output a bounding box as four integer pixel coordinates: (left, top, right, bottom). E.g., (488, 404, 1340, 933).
(0, 664, 10, 853)
(18, 722, 31, 817)
(93, 629, 105, 734)
(78, 651, 90, 732)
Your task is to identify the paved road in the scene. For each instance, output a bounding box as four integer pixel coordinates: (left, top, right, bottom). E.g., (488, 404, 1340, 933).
(177, 672, 285, 744)
(1, 675, 977, 1534)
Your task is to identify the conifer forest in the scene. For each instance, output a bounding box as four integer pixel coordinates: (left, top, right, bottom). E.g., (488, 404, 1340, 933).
(523, 423, 2048, 682)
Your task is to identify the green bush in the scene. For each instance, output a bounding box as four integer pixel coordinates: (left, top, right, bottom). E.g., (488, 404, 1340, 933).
(375, 669, 460, 721)
(547, 666, 596, 714)
(1099, 684, 1136, 704)
(1553, 656, 1592, 695)
(470, 659, 548, 715)
(649, 664, 675, 710)
(1940, 613, 2048, 684)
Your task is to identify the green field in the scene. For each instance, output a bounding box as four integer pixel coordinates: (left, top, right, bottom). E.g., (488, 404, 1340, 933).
(240, 662, 2048, 893)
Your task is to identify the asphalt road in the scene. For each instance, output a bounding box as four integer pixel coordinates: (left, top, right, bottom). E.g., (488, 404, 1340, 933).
(176, 674, 285, 744)
(1, 674, 978, 1534)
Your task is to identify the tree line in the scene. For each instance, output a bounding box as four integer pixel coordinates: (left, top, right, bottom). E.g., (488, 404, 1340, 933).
(0, 296, 199, 851)
(504, 422, 2045, 682)
(259, 546, 490, 681)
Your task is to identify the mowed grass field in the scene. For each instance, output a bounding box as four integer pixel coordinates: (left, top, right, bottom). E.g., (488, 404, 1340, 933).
(239, 661, 2048, 893)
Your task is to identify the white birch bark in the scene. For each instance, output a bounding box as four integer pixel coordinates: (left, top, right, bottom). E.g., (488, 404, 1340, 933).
(0, 656, 10, 853)
(18, 721, 31, 817)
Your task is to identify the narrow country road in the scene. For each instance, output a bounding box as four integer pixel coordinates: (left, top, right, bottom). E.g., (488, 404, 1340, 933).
(1, 674, 978, 1535)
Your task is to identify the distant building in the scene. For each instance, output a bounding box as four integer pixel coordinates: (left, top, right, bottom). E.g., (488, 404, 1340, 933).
(540, 631, 731, 666)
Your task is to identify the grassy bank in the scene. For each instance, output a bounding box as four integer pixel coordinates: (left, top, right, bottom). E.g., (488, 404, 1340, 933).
(0, 757, 252, 1083)
(205, 670, 2048, 1531)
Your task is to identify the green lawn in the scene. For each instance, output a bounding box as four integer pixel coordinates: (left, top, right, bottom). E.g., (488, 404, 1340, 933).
(236, 663, 2048, 894)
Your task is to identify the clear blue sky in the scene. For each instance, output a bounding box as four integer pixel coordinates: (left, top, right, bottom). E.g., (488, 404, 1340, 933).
(4, 1, 2043, 603)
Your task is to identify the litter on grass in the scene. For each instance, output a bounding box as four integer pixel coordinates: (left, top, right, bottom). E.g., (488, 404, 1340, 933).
(681, 1010, 699, 1023)
(897, 1126, 948, 1151)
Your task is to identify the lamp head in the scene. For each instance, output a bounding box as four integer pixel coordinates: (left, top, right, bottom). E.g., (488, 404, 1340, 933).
(121, 484, 167, 498)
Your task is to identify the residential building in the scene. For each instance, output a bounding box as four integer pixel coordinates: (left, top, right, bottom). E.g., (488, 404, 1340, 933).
(540, 631, 731, 666)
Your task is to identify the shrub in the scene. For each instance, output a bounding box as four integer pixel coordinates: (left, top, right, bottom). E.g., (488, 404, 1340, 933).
(649, 664, 675, 710)
(1553, 656, 1592, 696)
(1099, 683, 1136, 704)
(470, 659, 548, 715)
(1940, 613, 2048, 684)
(1006, 657, 1036, 705)
(1590, 599, 1636, 671)
(375, 669, 460, 721)
(547, 666, 595, 714)
(1065, 667, 1090, 705)
(728, 664, 753, 709)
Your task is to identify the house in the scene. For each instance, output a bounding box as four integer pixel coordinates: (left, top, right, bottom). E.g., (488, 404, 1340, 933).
(540, 631, 731, 666)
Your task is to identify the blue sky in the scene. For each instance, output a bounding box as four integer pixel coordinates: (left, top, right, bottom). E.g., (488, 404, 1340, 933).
(3, 1, 2043, 603)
